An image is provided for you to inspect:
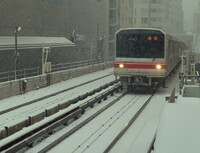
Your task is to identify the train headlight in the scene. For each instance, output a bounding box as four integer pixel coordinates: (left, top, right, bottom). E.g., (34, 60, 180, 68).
(119, 64, 124, 68)
(156, 64, 162, 70)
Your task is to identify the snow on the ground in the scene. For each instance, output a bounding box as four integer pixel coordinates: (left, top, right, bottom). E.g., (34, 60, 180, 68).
(26, 69, 183, 153)
(0, 68, 113, 111)
(153, 69, 200, 153)
(0, 74, 115, 128)
(154, 103, 200, 153)
(109, 69, 182, 153)
(2, 67, 196, 153)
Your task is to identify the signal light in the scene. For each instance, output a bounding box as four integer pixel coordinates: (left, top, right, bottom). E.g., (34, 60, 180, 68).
(148, 36, 152, 40)
(156, 64, 162, 70)
(154, 36, 158, 40)
(148, 36, 158, 40)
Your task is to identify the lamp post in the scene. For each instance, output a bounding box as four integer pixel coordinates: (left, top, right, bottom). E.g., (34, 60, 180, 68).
(14, 26, 21, 80)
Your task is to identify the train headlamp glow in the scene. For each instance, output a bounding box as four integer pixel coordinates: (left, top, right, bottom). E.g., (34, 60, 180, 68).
(156, 64, 162, 70)
(119, 64, 124, 68)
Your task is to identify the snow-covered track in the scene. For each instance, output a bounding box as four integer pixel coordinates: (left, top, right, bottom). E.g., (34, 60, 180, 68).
(0, 84, 123, 153)
(0, 74, 113, 116)
(0, 74, 116, 141)
(30, 93, 154, 153)
(103, 92, 155, 153)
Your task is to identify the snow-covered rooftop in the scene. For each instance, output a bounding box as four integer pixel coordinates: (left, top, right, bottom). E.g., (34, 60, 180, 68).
(0, 36, 75, 50)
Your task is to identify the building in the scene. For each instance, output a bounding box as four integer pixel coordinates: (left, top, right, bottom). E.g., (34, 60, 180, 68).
(109, 0, 134, 57)
(133, 0, 164, 29)
(133, 0, 184, 34)
(0, 0, 134, 75)
(0, 0, 70, 37)
(163, 0, 184, 34)
(193, 1, 200, 51)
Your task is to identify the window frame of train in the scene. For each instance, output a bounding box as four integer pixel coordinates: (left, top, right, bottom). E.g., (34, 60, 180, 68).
(116, 29, 164, 59)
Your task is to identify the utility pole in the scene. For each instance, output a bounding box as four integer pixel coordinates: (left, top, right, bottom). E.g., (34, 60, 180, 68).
(14, 26, 21, 80)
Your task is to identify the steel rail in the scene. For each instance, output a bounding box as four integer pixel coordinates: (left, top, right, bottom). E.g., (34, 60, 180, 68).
(103, 92, 155, 153)
(0, 80, 119, 143)
(1, 84, 123, 153)
(37, 91, 127, 153)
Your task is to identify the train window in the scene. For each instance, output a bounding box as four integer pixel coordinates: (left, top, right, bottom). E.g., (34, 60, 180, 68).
(116, 30, 165, 58)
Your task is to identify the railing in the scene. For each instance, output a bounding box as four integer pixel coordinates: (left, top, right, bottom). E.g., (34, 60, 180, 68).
(0, 58, 113, 83)
(179, 72, 200, 95)
(51, 58, 106, 72)
(0, 67, 40, 83)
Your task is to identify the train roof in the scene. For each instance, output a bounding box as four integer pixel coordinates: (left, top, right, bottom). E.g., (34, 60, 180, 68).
(115, 27, 188, 45)
(116, 27, 166, 35)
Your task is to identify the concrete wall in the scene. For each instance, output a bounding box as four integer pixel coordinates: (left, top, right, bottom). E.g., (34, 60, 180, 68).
(183, 86, 200, 98)
(0, 46, 79, 73)
(69, 0, 109, 59)
(0, 0, 110, 60)
(0, 0, 70, 37)
(0, 62, 113, 100)
(0, 80, 20, 99)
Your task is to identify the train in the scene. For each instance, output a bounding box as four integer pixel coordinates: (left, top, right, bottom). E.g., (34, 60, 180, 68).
(114, 28, 188, 90)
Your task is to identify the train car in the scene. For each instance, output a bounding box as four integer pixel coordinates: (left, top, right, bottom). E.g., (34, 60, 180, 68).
(114, 28, 188, 90)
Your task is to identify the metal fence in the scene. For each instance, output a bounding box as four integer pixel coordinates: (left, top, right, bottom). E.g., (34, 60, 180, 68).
(0, 67, 40, 82)
(0, 58, 113, 83)
(179, 71, 200, 95)
(51, 58, 107, 72)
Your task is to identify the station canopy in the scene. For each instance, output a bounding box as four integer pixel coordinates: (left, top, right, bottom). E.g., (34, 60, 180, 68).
(0, 36, 75, 50)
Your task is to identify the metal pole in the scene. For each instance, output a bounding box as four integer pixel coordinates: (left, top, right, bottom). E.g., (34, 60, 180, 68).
(42, 42, 45, 74)
(14, 27, 18, 80)
(97, 23, 100, 58)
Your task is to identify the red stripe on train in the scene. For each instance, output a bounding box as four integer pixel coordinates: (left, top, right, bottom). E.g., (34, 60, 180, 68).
(114, 61, 166, 65)
(114, 61, 167, 69)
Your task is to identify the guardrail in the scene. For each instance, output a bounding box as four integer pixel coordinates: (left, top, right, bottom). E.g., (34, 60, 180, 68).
(51, 59, 109, 72)
(0, 67, 40, 82)
(0, 58, 113, 83)
(179, 72, 200, 95)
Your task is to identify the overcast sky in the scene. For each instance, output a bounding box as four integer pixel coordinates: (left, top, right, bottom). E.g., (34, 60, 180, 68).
(183, 0, 199, 32)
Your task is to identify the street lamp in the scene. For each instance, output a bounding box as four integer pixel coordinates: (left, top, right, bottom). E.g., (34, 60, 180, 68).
(14, 26, 21, 80)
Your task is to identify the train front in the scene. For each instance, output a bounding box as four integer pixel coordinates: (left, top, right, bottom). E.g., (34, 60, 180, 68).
(114, 28, 166, 90)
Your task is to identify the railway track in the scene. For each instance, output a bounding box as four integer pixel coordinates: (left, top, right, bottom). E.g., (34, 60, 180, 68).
(22, 92, 155, 153)
(0, 74, 113, 115)
(0, 74, 117, 142)
(103, 92, 154, 153)
(0, 73, 159, 153)
(0, 83, 123, 153)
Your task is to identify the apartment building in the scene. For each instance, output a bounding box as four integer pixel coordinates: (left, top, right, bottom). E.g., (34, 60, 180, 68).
(109, 0, 134, 57)
(163, 0, 184, 34)
(133, 0, 184, 34)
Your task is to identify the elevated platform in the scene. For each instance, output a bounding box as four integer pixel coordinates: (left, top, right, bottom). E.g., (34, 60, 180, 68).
(154, 102, 200, 153)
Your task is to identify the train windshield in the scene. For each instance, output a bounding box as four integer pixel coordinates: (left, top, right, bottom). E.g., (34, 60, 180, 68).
(116, 29, 165, 58)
